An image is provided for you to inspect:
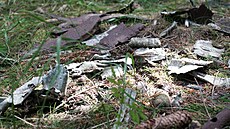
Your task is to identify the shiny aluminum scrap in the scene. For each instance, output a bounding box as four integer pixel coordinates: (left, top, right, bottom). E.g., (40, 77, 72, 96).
(42, 64, 68, 93)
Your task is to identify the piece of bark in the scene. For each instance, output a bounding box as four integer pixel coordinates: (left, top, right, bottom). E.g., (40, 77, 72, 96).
(135, 111, 192, 129)
(40, 14, 100, 51)
(202, 104, 230, 129)
(99, 23, 144, 49)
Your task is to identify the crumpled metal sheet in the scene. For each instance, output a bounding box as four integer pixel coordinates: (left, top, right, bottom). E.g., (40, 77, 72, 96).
(98, 57, 133, 66)
(193, 40, 225, 58)
(134, 48, 166, 62)
(101, 65, 123, 79)
(99, 23, 144, 49)
(66, 61, 104, 77)
(7, 77, 42, 105)
(187, 4, 213, 24)
(208, 17, 230, 35)
(82, 25, 117, 46)
(42, 64, 68, 93)
(168, 58, 213, 74)
(67, 57, 132, 77)
(36, 14, 101, 52)
(128, 37, 161, 48)
(0, 77, 42, 114)
(193, 72, 230, 87)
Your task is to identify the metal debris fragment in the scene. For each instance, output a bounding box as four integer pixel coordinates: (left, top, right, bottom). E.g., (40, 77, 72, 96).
(42, 64, 68, 93)
(101, 65, 123, 79)
(168, 58, 213, 74)
(160, 21, 177, 37)
(82, 25, 117, 46)
(99, 23, 144, 49)
(193, 72, 230, 87)
(128, 37, 161, 48)
(0, 77, 42, 114)
(193, 40, 225, 58)
(134, 48, 166, 62)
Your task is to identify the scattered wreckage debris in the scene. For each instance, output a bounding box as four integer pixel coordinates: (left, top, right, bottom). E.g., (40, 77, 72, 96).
(161, 4, 213, 25)
(33, 2, 148, 52)
(193, 40, 225, 58)
(167, 58, 213, 74)
(98, 23, 144, 49)
(82, 25, 117, 46)
(66, 57, 132, 79)
(41, 14, 101, 51)
(187, 4, 213, 24)
(2, 1, 229, 128)
(167, 57, 229, 87)
(128, 37, 161, 48)
(134, 48, 166, 62)
(0, 77, 42, 115)
(0, 56, 132, 115)
(160, 3, 229, 36)
(159, 21, 177, 37)
(193, 72, 230, 87)
(0, 65, 68, 115)
(42, 64, 68, 93)
(202, 104, 230, 129)
(135, 111, 192, 129)
(208, 17, 230, 35)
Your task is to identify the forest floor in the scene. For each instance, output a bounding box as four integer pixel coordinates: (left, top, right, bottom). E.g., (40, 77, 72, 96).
(0, 0, 229, 128)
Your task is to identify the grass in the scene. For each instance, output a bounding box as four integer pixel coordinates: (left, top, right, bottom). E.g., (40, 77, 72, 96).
(0, 0, 229, 128)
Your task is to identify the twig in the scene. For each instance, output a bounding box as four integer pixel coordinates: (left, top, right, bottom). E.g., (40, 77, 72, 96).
(194, 77, 211, 118)
(14, 115, 36, 127)
(90, 119, 116, 129)
(211, 85, 216, 100)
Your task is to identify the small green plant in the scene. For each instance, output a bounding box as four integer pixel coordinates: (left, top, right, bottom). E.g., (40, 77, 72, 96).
(108, 53, 147, 127)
